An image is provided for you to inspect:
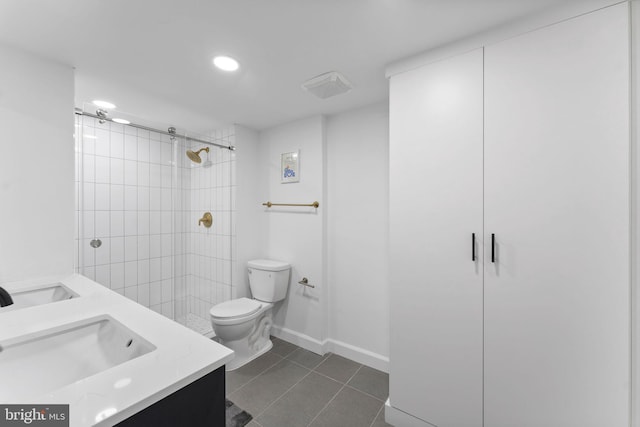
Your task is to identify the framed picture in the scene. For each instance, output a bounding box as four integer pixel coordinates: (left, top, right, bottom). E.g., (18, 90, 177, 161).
(281, 151, 300, 183)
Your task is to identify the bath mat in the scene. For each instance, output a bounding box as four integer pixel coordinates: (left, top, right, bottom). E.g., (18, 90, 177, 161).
(226, 399, 253, 427)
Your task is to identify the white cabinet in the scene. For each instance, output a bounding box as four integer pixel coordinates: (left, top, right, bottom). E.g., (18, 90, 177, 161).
(389, 47, 484, 427)
(389, 4, 629, 427)
(483, 4, 629, 426)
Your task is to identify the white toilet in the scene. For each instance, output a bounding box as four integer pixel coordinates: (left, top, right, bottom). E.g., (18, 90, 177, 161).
(209, 259, 290, 371)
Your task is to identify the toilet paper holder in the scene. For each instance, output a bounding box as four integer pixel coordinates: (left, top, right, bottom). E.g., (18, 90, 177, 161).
(298, 277, 315, 288)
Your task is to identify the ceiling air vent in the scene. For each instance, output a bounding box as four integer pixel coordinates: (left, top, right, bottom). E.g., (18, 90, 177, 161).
(301, 71, 353, 99)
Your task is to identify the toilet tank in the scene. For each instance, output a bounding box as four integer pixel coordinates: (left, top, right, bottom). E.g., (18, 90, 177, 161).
(248, 259, 291, 303)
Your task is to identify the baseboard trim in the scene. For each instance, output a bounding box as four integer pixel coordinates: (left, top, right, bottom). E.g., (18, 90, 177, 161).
(270, 325, 325, 354)
(324, 339, 389, 373)
(385, 398, 435, 427)
(270, 326, 389, 373)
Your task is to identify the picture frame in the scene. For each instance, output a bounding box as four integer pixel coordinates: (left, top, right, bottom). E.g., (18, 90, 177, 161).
(281, 151, 300, 183)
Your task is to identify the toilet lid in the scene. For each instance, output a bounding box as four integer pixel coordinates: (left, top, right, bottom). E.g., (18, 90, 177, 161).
(210, 297, 262, 319)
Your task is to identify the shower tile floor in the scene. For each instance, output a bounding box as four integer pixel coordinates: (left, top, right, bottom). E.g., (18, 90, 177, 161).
(179, 313, 213, 336)
(226, 337, 392, 427)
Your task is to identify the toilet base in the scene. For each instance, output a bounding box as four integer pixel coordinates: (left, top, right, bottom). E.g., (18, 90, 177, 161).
(216, 311, 274, 371)
(226, 339, 273, 371)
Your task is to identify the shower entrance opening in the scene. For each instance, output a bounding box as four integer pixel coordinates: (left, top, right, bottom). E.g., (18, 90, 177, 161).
(74, 106, 236, 336)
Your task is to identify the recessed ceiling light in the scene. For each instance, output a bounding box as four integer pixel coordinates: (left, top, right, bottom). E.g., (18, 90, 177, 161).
(112, 118, 130, 124)
(92, 100, 116, 109)
(213, 56, 239, 72)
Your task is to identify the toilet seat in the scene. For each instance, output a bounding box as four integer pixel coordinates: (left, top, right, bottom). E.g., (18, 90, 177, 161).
(210, 297, 262, 321)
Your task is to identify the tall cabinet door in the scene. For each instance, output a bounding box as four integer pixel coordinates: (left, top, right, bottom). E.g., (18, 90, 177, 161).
(484, 4, 629, 427)
(389, 48, 484, 427)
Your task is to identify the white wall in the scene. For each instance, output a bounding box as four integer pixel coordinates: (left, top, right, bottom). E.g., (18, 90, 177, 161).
(326, 102, 390, 370)
(253, 105, 390, 370)
(234, 125, 267, 300)
(0, 44, 74, 282)
(259, 116, 327, 351)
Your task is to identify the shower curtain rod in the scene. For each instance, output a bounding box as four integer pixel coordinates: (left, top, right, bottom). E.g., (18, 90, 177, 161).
(75, 108, 235, 151)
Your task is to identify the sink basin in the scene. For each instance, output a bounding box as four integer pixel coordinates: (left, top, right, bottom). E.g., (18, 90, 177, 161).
(0, 315, 156, 399)
(0, 283, 77, 312)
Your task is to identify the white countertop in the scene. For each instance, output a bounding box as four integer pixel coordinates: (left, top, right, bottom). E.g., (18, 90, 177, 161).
(0, 274, 234, 426)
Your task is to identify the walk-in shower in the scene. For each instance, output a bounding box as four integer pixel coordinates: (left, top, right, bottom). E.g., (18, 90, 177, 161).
(74, 106, 236, 336)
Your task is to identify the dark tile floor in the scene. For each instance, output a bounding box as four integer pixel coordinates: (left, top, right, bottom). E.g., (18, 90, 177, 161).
(226, 337, 392, 427)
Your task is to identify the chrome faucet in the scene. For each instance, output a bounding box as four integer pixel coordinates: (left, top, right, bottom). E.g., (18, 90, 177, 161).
(0, 286, 13, 307)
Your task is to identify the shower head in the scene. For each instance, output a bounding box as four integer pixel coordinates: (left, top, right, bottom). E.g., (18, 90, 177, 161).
(186, 147, 209, 164)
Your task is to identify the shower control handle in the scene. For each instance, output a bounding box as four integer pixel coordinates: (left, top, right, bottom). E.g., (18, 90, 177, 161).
(198, 212, 213, 228)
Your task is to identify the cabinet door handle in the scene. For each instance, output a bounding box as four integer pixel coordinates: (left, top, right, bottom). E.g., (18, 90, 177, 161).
(491, 233, 496, 263)
(472, 233, 476, 261)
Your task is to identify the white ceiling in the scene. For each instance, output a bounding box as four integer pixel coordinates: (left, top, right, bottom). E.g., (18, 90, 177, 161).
(0, 0, 596, 133)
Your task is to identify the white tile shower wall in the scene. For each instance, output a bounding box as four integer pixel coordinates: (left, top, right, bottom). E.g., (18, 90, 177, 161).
(75, 116, 176, 319)
(180, 130, 236, 325)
